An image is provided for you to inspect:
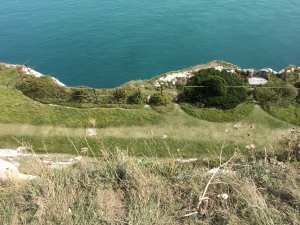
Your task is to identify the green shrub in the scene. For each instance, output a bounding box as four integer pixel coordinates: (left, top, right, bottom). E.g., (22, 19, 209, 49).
(71, 86, 94, 102)
(128, 90, 147, 104)
(16, 75, 70, 102)
(255, 85, 297, 107)
(150, 92, 172, 106)
(114, 88, 130, 103)
(184, 68, 247, 109)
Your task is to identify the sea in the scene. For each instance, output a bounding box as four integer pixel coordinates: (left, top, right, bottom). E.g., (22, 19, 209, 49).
(0, 1, 299, 88)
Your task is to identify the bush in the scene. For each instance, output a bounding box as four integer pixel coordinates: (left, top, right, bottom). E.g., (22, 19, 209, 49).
(128, 90, 147, 104)
(16, 75, 70, 102)
(184, 68, 247, 109)
(114, 88, 130, 103)
(72, 86, 93, 102)
(255, 85, 297, 106)
(150, 92, 172, 106)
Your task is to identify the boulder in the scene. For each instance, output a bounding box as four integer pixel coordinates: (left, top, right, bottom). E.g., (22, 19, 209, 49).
(0, 159, 37, 181)
(257, 70, 269, 78)
(248, 69, 256, 77)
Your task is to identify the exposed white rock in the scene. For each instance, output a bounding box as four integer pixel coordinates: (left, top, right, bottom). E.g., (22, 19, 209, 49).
(215, 66, 225, 72)
(86, 128, 97, 137)
(0, 147, 83, 170)
(154, 69, 198, 87)
(3, 63, 66, 86)
(207, 167, 235, 175)
(286, 70, 291, 74)
(0, 159, 37, 181)
(279, 69, 285, 74)
(266, 68, 273, 72)
(0, 147, 28, 157)
(157, 71, 192, 84)
(248, 77, 268, 85)
(22, 66, 66, 86)
(218, 193, 229, 200)
(22, 67, 43, 77)
(176, 158, 198, 163)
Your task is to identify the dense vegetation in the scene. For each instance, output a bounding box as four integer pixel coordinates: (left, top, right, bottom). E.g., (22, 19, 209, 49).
(183, 68, 247, 109)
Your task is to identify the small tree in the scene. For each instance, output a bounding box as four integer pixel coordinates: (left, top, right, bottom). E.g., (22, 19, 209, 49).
(184, 68, 247, 109)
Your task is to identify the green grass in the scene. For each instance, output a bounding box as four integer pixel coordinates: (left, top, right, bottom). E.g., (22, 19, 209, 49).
(0, 62, 298, 158)
(0, 135, 240, 158)
(261, 104, 300, 126)
(180, 103, 255, 122)
(151, 103, 175, 114)
(0, 86, 163, 128)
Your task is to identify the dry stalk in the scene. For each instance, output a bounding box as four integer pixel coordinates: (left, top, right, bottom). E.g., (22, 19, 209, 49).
(84, 130, 96, 158)
(62, 125, 80, 157)
(183, 151, 236, 218)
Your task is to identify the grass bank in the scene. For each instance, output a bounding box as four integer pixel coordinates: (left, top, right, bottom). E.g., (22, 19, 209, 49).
(1, 149, 300, 224)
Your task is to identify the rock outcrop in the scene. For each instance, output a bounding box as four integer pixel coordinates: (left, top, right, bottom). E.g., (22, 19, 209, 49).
(0, 159, 37, 181)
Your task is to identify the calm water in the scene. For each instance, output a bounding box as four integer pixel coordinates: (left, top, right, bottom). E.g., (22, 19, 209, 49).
(0, 1, 299, 88)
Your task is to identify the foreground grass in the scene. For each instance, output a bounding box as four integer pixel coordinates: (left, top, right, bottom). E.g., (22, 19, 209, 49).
(1, 149, 300, 224)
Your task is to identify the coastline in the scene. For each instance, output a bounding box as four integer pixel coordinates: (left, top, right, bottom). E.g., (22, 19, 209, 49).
(2, 61, 300, 88)
(3, 63, 66, 87)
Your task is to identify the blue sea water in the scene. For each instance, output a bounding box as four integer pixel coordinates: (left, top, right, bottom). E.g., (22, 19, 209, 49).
(0, 1, 299, 88)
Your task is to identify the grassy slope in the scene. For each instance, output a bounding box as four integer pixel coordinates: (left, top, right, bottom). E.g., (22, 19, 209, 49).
(1, 62, 300, 224)
(0, 62, 298, 157)
(0, 95, 293, 157)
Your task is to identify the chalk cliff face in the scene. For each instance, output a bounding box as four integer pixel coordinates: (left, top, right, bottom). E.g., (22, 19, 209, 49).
(3, 63, 66, 87)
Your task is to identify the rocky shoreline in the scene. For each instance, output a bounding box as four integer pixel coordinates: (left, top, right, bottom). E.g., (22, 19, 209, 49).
(2, 61, 300, 88)
(155, 62, 300, 86)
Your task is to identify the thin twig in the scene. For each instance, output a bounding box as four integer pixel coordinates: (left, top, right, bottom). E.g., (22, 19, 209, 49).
(183, 152, 236, 218)
(63, 125, 80, 157)
(84, 130, 96, 159)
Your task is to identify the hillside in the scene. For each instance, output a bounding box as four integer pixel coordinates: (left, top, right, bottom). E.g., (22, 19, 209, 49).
(0, 61, 300, 224)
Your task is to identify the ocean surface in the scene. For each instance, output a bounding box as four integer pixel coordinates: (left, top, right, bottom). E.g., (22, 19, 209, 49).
(0, 1, 299, 88)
